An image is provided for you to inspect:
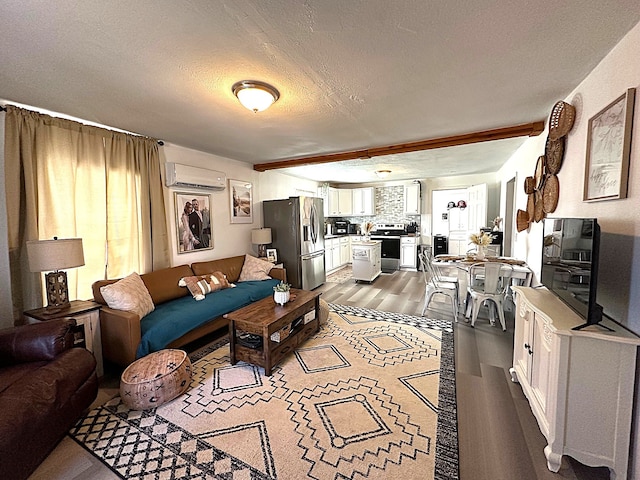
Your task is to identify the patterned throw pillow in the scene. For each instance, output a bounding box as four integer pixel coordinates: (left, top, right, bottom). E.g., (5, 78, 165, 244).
(178, 272, 232, 301)
(238, 254, 275, 282)
(100, 272, 155, 319)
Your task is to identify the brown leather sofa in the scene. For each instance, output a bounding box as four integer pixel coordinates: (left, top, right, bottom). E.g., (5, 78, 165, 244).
(92, 255, 286, 367)
(0, 318, 98, 480)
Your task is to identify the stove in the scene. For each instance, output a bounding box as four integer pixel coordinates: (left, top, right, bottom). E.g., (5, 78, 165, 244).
(371, 223, 406, 237)
(370, 224, 405, 272)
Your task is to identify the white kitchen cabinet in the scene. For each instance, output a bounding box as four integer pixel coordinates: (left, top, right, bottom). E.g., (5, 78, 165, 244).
(340, 236, 350, 265)
(325, 238, 342, 272)
(348, 236, 361, 263)
(352, 241, 382, 282)
(448, 239, 468, 256)
(326, 188, 354, 216)
(352, 187, 375, 216)
(400, 236, 419, 269)
(331, 239, 341, 269)
(327, 188, 340, 216)
(448, 205, 468, 232)
(338, 189, 352, 215)
(404, 183, 421, 215)
(510, 287, 640, 480)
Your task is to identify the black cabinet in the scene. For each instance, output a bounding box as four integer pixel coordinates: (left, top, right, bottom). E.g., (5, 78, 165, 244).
(433, 235, 448, 256)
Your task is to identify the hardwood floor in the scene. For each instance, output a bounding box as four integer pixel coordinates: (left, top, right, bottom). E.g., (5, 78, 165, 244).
(30, 267, 611, 479)
(317, 267, 611, 480)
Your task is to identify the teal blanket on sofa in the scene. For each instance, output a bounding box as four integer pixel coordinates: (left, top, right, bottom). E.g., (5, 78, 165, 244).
(136, 279, 280, 358)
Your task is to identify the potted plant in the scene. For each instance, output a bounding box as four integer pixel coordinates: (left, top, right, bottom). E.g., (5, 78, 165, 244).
(273, 281, 291, 305)
(361, 222, 374, 241)
(469, 231, 494, 260)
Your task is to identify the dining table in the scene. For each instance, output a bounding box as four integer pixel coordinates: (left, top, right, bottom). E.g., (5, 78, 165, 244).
(431, 254, 533, 307)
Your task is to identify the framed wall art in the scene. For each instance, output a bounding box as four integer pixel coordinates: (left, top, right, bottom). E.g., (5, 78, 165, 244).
(229, 179, 253, 224)
(583, 88, 635, 201)
(266, 248, 277, 263)
(175, 192, 213, 253)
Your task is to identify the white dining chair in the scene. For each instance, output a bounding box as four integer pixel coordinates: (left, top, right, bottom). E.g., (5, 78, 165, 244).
(465, 262, 513, 331)
(419, 252, 459, 320)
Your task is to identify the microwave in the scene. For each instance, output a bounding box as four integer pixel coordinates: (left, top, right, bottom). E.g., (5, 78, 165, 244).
(334, 221, 348, 234)
(347, 223, 359, 234)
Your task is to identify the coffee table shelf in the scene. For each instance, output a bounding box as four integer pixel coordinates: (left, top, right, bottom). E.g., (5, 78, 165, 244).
(226, 289, 321, 375)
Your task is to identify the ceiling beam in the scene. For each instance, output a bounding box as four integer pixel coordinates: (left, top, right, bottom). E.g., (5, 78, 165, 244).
(253, 121, 545, 172)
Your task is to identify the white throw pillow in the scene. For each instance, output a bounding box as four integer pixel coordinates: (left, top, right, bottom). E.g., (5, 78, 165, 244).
(100, 272, 155, 319)
(238, 254, 274, 282)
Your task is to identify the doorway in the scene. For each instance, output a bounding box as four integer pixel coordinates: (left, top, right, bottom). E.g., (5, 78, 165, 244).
(504, 177, 516, 257)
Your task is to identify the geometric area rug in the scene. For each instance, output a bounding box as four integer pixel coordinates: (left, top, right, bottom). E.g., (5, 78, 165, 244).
(69, 303, 459, 480)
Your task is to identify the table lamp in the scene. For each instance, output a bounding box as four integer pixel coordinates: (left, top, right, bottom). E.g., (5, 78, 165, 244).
(26, 237, 85, 312)
(251, 228, 272, 258)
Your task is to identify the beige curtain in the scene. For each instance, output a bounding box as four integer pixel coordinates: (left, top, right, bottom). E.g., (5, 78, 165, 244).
(4, 106, 169, 320)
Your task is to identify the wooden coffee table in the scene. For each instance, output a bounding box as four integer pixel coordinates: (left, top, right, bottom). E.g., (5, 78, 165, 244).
(226, 289, 321, 375)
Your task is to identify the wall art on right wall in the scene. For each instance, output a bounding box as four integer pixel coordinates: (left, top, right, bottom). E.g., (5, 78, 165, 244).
(584, 87, 636, 201)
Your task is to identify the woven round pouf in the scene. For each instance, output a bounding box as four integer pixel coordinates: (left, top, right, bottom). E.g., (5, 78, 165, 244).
(120, 349, 192, 410)
(319, 298, 330, 325)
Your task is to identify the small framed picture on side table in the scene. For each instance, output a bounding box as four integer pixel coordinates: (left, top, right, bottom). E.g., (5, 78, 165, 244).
(266, 248, 277, 263)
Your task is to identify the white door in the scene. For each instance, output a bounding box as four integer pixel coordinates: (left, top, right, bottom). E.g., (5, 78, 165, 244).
(467, 183, 487, 233)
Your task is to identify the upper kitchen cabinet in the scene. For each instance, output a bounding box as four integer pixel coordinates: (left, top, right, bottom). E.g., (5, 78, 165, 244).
(404, 183, 421, 215)
(325, 187, 373, 217)
(352, 187, 375, 216)
(338, 189, 352, 215)
(326, 187, 353, 216)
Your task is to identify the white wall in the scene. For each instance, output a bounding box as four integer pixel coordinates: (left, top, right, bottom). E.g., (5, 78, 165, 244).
(498, 20, 640, 329)
(497, 20, 640, 477)
(259, 170, 318, 201)
(160, 144, 319, 265)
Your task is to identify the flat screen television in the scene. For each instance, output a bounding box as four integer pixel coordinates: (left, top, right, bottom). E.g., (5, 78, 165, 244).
(540, 217, 611, 331)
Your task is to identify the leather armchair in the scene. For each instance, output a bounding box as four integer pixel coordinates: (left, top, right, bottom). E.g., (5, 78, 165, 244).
(0, 318, 98, 480)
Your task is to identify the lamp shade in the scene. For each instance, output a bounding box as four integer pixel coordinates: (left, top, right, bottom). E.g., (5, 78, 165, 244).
(26, 238, 85, 272)
(251, 228, 272, 245)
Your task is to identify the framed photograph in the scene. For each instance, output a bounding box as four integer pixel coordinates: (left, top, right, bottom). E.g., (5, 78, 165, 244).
(229, 179, 253, 224)
(174, 192, 213, 254)
(266, 248, 277, 263)
(584, 88, 635, 201)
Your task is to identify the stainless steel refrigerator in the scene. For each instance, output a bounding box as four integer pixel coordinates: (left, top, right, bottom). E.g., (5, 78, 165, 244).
(262, 196, 325, 290)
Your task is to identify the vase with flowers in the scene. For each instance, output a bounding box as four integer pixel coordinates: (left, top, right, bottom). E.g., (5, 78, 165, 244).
(492, 216, 503, 232)
(361, 222, 375, 241)
(469, 231, 494, 260)
(273, 281, 291, 306)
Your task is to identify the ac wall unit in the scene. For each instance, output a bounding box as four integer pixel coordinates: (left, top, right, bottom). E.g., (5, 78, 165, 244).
(165, 162, 226, 190)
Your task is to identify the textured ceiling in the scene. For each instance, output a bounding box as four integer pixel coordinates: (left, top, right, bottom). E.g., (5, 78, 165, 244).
(2, 1, 639, 183)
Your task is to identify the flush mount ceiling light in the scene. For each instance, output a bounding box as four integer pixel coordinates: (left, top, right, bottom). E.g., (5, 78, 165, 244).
(232, 80, 280, 113)
(375, 170, 392, 178)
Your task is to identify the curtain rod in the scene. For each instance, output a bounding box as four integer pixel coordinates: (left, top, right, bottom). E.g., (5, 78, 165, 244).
(0, 104, 164, 143)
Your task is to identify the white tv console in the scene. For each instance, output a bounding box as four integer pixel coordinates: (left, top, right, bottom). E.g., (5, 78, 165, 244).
(510, 287, 640, 480)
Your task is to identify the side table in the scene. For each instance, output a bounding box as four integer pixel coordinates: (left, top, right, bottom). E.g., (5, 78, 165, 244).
(24, 300, 104, 377)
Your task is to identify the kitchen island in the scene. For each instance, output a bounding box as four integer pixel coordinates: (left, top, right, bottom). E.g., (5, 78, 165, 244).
(351, 240, 382, 282)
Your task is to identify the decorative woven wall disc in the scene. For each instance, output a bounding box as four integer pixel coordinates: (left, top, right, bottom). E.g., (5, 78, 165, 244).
(545, 136, 565, 174)
(534, 190, 545, 222)
(543, 174, 559, 213)
(548, 101, 576, 140)
(535, 156, 546, 190)
(526, 193, 535, 221)
(524, 176, 536, 194)
(517, 209, 530, 232)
